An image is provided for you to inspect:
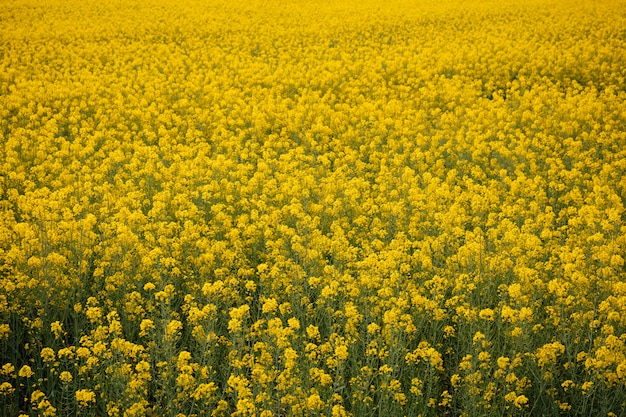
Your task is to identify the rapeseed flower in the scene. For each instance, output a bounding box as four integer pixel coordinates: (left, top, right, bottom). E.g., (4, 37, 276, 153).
(2, 0, 625, 415)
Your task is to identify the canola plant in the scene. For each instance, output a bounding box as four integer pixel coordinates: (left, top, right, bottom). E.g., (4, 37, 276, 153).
(1, 0, 626, 416)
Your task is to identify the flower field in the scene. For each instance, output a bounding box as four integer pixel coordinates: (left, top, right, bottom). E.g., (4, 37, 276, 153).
(1, 0, 626, 415)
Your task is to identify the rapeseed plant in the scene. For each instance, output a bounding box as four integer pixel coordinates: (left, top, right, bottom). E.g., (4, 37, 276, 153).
(1, 0, 625, 415)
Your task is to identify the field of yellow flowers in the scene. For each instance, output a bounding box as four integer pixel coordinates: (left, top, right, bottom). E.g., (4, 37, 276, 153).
(2, 0, 626, 415)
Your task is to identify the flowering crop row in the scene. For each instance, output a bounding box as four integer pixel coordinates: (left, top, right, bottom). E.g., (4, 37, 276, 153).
(1, 0, 626, 416)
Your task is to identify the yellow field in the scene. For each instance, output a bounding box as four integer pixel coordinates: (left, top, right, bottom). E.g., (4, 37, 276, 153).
(1, 0, 626, 415)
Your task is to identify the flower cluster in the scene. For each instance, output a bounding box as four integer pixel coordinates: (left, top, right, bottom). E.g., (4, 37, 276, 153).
(1, 0, 625, 416)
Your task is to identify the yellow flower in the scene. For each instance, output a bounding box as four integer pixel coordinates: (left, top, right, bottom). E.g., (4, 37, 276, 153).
(177, 373, 195, 390)
(306, 325, 320, 339)
(51, 321, 64, 338)
(228, 305, 250, 333)
(287, 317, 300, 330)
(1, 363, 15, 377)
(31, 390, 57, 416)
(581, 381, 594, 394)
(519, 307, 533, 321)
(40, 347, 55, 363)
(504, 391, 518, 403)
(59, 371, 73, 383)
(284, 347, 298, 368)
(334, 344, 349, 361)
(367, 322, 381, 335)
(85, 307, 102, 323)
(331, 404, 348, 417)
(0, 324, 10, 340)
(193, 382, 217, 400)
(479, 308, 494, 321)
(3, 0, 626, 414)
(478, 351, 491, 362)
(165, 319, 183, 340)
(76, 347, 90, 359)
(514, 394, 529, 408)
(132, 359, 148, 373)
(473, 331, 485, 344)
(18, 365, 34, 378)
(306, 393, 325, 411)
(139, 319, 155, 337)
(497, 356, 510, 369)
(501, 305, 517, 323)
(508, 283, 522, 299)
(75, 389, 96, 406)
(443, 325, 455, 337)
(0, 382, 15, 396)
(459, 355, 473, 371)
(124, 400, 149, 417)
(450, 374, 461, 389)
(439, 390, 452, 407)
(535, 342, 565, 368)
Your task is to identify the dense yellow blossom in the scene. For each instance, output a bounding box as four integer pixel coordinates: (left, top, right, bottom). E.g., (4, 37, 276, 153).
(59, 371, 73, 383)
(1, 0, 625, 416)
(0, 381, 14, 396)
(75, 389, 96, 407)
(18, 365, 34, 378)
